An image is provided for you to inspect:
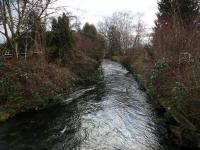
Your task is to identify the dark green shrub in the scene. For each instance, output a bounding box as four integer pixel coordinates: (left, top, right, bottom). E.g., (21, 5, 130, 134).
(47, 46, 59, 59)
(0, 76, 23, 104)
(149, 58, 169, 86)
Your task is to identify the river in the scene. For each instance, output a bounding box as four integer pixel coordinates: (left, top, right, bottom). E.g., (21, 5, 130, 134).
(0, 59, 169, 150)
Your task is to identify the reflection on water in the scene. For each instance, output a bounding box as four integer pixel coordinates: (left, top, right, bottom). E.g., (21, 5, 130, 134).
(0, 60, 167, 150)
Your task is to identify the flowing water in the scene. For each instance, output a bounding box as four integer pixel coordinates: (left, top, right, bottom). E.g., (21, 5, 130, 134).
(0, 60, 168, 150)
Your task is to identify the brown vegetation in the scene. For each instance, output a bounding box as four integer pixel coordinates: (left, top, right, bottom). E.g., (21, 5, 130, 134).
(0, 2, 104, 121)
(120, 16, 200, 149)
(0, 47, 100, 121)
(101, 1, 200, 147)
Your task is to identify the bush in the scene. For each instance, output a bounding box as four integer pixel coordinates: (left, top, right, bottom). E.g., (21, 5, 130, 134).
(0, 76, 23, 104)
(149, 58, 169, 86)
(47, 46, 59, 59)
(151, 20, 200, 134)
(111, 56, 121, 62)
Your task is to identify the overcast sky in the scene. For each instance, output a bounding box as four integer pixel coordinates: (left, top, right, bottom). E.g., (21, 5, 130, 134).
(55, 0, 158, 28)
(0, 0, 158, 43)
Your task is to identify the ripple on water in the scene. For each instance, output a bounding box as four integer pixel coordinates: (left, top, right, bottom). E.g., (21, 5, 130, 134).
(0, 59, 167, 150)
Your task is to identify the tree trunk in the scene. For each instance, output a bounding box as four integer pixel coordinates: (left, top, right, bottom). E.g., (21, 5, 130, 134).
(15, 42, 19, 60)
(25, 35, 28, 61)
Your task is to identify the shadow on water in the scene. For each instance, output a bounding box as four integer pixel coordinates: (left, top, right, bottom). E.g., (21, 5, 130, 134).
(0, 60, 169, 150)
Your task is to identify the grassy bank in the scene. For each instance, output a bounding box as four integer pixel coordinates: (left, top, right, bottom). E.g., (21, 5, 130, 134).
(0, 51, 101, 122)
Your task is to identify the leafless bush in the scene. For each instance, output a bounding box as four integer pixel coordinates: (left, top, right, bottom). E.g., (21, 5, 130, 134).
(152, 19, 200, 125)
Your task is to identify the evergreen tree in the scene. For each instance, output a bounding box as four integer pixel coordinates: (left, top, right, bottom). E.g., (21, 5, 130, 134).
(47, 13, 73, 61)
(51, 18, 58, 33)
(157, 0, 199, 25)
(82, 23, 97, 38)
(82, 23, 90, 34)
(157, 0, 173, 24)
(108, 26, 121, 56)
(177, 0, 199, 21)
(153, 0, 200, 59)
(58, 13, 73, 54)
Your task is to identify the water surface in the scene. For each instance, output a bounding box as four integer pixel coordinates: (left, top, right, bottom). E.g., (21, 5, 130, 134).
(0, 60, 167, 150)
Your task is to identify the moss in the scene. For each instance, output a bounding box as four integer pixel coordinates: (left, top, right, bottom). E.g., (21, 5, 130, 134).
(111, 56, 121, 62)
(0, 112, 10, 122)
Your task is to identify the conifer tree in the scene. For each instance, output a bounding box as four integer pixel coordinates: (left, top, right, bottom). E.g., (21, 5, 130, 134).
(47, 13, 73, 61)
(157, 0, 199, 25)
(82, 23, 97, 38)
(108, 26, 121, 56)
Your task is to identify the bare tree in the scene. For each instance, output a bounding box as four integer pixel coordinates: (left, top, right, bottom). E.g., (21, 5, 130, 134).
(0, 0, 54, 60)
(134, 17, 146, 48)
(98, 11, 146, 55)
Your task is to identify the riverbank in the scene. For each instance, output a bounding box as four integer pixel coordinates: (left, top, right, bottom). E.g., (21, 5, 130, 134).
(111, 55, 200, 149)
(0, 59, 169, 150)
(0, 51, 101, 122)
